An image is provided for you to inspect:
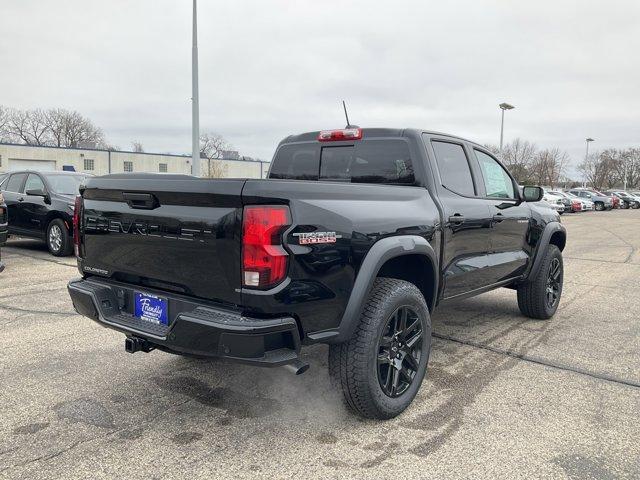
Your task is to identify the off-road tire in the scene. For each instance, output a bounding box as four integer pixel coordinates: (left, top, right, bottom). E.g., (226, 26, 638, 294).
(517, 245, 563, 319)
(47, 219, 73, 257)
(328, 278, 431, 419)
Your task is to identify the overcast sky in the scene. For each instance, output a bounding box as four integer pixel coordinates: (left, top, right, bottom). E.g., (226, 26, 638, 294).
(2, 0, 640, 174)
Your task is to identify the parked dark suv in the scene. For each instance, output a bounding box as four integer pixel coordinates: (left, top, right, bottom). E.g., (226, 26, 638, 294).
(0, 171, 89, 256)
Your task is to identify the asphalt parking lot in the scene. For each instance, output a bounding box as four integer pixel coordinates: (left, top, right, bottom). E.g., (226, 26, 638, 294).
(1, 210, 639, 480)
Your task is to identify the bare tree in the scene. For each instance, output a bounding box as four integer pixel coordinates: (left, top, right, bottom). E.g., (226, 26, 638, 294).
(610, 148, 640, 189)
(61, 110, 104, 147)
(500, 138, 537, 184)
(200, 132, 232, 178)
(530, 148, 569, 188)
(6, 108, 50, 145)
(579, 150, 617, 191)
(0, 105, 9, 141)
(131, 141, 144, 153)
(200, 132, 231, 160)
(44, 108, 68, 147)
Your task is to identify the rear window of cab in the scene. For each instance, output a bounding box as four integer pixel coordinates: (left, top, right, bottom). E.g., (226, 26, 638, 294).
(269, 139, 415, 185)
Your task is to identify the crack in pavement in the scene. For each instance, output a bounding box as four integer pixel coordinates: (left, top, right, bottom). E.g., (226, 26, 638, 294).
(600, 227, 637, 263)
(0, 303, 77, 316)
(563, 256, 640, 266)
(0, 286, 69, 301)
(2, 249, 76, 268)
(1, 397, 194, 472)
(432, 332, 640, 389)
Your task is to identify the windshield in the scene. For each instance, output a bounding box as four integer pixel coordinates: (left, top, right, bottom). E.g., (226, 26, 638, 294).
(45, 175, 87, 195)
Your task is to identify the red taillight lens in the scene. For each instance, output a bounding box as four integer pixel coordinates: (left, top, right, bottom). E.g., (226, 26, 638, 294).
(318, 128, 363, 142)
(73, 195, 82, 257)
(242, 205, 291, 288)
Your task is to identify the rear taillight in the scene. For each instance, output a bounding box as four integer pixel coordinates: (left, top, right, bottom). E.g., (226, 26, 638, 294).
(242, 205, 291, 288)
(73, 195, 82, 257)
(318, 128, 362, 142)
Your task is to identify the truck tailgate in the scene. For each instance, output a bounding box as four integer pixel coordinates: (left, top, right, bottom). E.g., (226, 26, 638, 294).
(79, 175, 245, 306)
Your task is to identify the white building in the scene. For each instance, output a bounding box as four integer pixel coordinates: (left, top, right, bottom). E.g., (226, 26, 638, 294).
(0, 143, 269, 178)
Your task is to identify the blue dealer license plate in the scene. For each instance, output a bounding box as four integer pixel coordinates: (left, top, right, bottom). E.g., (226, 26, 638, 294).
(134, 292, 168, 325)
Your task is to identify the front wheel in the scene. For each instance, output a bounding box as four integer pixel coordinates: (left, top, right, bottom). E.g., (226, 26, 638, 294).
(329, 278, 431, 419)
(517, 245, 563, 319)
(47, 219, 73, 256)
(594, 202, 604, 211)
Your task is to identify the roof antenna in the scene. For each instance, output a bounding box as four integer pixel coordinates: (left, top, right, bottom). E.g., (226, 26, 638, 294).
(342, 100, 358, 129)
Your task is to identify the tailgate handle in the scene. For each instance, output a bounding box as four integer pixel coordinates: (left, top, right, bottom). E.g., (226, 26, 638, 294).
(122, 192, 158, 210)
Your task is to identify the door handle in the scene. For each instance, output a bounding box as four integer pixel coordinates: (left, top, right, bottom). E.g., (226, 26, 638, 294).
(18, 197, 24, 202)
(492, 214, 504, 223)
(448, 214, 465, 224)
(122, 192, 158, 210)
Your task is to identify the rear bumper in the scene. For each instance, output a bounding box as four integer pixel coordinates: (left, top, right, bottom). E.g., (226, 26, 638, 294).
(67, 277, 302, 366)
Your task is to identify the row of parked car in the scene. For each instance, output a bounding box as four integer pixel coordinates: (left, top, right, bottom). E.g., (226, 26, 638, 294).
(0, 168, 638, 261)
(539, 187, 640, 214)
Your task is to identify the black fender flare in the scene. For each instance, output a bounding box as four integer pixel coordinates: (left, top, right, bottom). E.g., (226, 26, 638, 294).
(309, 235, 438, 344)
(527, 222, 566, 280)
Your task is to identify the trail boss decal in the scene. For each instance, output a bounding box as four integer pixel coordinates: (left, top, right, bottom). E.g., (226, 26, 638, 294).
(293, 231, 342, 245)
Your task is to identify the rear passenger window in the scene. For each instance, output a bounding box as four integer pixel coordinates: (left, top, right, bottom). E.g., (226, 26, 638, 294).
(431, 141, 475, 196)
(6, 173, 27, 193)
(320, 140, 414, 184)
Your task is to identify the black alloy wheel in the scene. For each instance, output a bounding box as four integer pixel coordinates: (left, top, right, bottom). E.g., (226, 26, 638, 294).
(546, 257, 562, 309)
(376, 306, 423, 398)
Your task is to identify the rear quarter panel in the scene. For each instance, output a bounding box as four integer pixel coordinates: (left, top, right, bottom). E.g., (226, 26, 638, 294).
(241, 179, 440, 337)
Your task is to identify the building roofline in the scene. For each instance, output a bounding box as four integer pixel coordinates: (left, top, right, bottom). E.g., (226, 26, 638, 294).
(0, 141, 270, 164)
(0, 141, 191, 158)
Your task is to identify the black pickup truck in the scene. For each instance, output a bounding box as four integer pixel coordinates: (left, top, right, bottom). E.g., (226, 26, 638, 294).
(68, 128, 566, 419)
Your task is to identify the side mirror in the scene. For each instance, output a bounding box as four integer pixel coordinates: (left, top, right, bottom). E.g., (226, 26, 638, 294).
(26, 188, 47, 198)
(522, 186, 543, 202)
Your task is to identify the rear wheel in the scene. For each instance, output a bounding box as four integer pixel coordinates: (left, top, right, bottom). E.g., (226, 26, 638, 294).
(594, 201, 604, 211)
(329, 278, 431, 419)
(47, 219, 73, 257)
(517, 245, 563, 319)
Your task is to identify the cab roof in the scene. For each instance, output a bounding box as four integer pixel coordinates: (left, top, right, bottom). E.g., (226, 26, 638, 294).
(279, 128, 484, 149)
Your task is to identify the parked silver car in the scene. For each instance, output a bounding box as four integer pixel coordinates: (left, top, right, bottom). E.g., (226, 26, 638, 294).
(567, 188, 613, 211)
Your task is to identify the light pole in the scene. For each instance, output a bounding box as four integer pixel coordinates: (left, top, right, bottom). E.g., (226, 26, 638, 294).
(584, 138, 594, 187)
(499, 102, 515, 154)
(191, 0, 201, 177)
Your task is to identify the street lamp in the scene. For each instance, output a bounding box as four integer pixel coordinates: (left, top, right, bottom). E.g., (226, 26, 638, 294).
(499, 102, 515, 153)
(583, 138, 594, 187)
(191, 0, 200, 177)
